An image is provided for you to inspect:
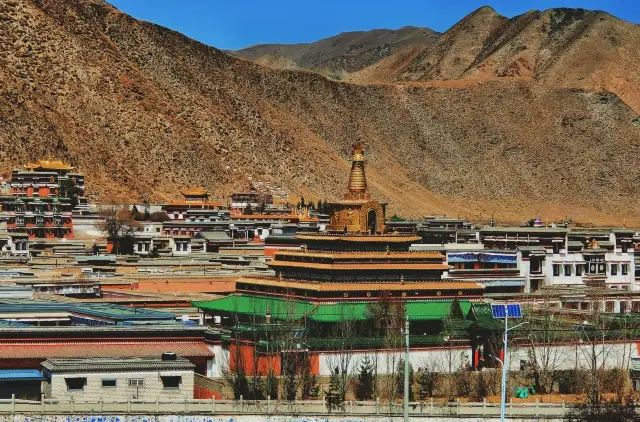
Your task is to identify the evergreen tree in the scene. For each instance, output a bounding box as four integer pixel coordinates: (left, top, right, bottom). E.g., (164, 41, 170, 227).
(354, 356, 375, 400)
(316, 200, 323, 214)
(244, 203, 253, 215)
(325, 366, 345, 411)
(130, 205, 140, 220)
(250, 376, 265, 400)
(322, 200, 328, 214)
(143, 208, 151, 221)
(266, 368, 278, 399)
(283, 356, 298, 400)
(395, 359, 414, 401)
(299, 196, 306, 209)
(416, 366, 438, 399)
(300, 354, 319, 399)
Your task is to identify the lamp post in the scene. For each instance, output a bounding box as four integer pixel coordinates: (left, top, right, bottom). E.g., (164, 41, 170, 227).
(404, 313, 409, 422)
(490, 303, 528, 422)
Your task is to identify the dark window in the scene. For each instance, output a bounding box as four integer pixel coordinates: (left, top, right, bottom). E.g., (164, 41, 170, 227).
(102, 379, 117, 388)
(564, 264, 572, 276)
(611, 264, 618, 275)
(161, 376, 182, 389)
(622, 264, 629, 275)
(65, 377, 87, 391)
(553, 264, 560, 276)
(576, 264, 583, 276)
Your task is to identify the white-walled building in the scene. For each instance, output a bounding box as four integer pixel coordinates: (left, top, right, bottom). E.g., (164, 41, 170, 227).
(42, 355, 195, 401)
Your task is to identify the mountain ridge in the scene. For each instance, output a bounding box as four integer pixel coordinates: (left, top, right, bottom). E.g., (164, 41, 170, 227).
(1, 0, 639, 226)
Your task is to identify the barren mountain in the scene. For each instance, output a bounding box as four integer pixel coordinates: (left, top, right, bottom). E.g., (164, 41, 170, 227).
(1, 0, 639, 225)
(233, 26, 440, 77)
(354, 7, 640, 113)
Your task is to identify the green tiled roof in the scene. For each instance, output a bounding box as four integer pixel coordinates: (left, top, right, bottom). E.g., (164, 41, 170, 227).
(193, 295, 472, 323)
(192, 295, 315, 321)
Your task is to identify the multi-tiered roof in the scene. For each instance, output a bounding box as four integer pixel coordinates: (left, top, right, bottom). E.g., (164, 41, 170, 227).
(238, 144, 483, 301)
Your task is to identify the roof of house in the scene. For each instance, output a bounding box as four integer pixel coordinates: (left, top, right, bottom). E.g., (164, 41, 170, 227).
(0, 369, 44, 382)
(0, 341, 212, 360)
(0, 300, 175, 321)
(198, 231, 233, 241)
(296, 234, 421, 243)
(42, 356, 195, 373)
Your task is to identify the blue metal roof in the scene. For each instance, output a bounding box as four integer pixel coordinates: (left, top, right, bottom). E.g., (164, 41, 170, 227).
(0, 369, 44, 381)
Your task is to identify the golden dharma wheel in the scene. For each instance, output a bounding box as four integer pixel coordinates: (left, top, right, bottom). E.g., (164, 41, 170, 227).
(49, 176, 55, 183)
(401, 292, 407, 297)
(458, 291, 463, 296)
(343, 292, 348, 298)
(366, 292, 371, 297)
(437, 291, 442, 296)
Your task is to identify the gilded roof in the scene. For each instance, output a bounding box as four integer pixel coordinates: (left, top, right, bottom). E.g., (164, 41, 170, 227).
(181, 187, 209, 196)
(239, 277, 483, 292)
(25, 159, 73, 171)
(276, 251, 443, 259)
(268, 261, 450, 270)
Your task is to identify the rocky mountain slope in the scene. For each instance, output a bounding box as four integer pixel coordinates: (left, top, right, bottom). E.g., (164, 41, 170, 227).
(232, 26, 440, 77)
(1, 0, 639, 225)
(353, 7, 640, 114)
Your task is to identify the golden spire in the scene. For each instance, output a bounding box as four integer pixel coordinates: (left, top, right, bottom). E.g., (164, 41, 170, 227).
(347, 142, 367, 194)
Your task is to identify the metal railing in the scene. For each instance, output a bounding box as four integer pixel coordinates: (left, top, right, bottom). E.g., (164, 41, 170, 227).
(0, 395, 568, 417)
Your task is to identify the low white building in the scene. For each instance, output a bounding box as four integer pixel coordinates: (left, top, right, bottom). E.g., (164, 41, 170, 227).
(42, 355, 195, 401)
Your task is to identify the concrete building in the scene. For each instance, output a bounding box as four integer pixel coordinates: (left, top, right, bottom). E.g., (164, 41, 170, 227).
(42, 355, 195, 401)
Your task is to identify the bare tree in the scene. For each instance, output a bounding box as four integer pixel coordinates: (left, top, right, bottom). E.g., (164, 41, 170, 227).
(97, 198, 140, 254)
(523, 295, 568, 394)
(366, 292, 405, 404)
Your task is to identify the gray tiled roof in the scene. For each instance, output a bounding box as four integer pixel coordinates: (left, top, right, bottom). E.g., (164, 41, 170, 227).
(42, 356, 195, 373)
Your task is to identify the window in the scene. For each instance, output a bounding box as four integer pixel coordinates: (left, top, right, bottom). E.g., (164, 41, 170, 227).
(622, 264, 629, 275)
(176, 243, 181, 251)
(65, 377, 87, 391)
(129, 379, 144, 387)
(161, 376, 182, 390)
(552, 264, 561, 276)
(102, 379, 117, 388)
(576, 264, 583, 276)
(564, 264, 572, 276)
(611, 264, 618, 275)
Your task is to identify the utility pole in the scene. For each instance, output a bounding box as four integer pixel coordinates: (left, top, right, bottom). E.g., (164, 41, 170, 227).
(404, 313, 409, 422)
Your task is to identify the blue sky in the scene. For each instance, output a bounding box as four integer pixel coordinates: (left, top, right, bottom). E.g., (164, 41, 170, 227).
(109, 0, 639, 50)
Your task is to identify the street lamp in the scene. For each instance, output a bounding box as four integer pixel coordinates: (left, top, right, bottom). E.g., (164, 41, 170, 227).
(491, 304, 529, 422)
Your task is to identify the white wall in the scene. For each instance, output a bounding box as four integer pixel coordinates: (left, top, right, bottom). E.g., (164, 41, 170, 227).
(319, 347, 471, 376)
(48, 370, 194, 401)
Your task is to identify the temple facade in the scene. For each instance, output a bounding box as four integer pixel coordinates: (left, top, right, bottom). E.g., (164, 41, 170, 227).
(194, 144, 485, 377)
(0, 160, 82, 239)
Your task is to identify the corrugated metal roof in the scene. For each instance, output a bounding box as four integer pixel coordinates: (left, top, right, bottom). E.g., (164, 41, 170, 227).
(0, 341, 213, 359)
(0, 369, 44, 381)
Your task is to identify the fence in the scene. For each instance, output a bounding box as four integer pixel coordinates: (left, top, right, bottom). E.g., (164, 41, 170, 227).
(0, 395, 567, 417)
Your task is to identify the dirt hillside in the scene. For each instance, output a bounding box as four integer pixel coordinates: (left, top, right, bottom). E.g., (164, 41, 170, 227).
(1, 0, 639, 225)
(232, 26, 440, 77)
